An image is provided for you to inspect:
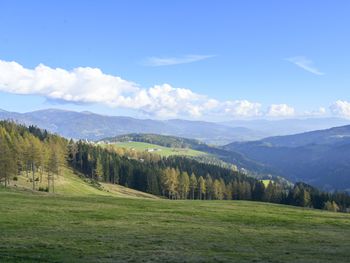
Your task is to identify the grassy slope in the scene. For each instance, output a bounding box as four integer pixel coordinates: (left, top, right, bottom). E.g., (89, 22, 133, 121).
(106, 141, 206, 157)
(9, 167, 158, 199)
(1, 188, 350, 263)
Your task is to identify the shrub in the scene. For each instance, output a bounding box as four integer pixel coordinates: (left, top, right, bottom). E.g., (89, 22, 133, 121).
(38, 187, 49, 192)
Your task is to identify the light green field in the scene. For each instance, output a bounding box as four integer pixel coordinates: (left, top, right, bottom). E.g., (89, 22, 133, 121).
(106, 141, 206, 157)
(1, 180, 350, 262)
(261, 179, 274, 187)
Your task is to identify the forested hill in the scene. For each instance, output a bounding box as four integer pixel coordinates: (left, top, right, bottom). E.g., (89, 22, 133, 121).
(1, 121, 350, 212)
(103, 133, 204, 148)
(102, 133, 274, 175)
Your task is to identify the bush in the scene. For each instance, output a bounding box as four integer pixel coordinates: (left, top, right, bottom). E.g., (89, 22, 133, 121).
(38, 187, 49, 192)
(13, 176, 18, 181)
(323, 201, 340, 212)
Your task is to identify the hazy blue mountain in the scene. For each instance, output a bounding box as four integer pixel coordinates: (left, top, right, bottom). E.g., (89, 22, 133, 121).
(260, 125, 350, 147)
(221, 118, 350, 137)
(224, 125, 350, 191)
(0, 108, 261, 144)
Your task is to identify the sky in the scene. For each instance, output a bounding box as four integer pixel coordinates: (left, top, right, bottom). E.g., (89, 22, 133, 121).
(0, 0, 350, 120)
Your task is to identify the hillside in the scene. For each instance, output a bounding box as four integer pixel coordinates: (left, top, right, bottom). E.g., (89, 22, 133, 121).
(8, 166, 158, 199)
(103, 133, 274, 175)
(0, 108, 261, 144)
(104, 133, 205, 148)
(260, 124, 350, 147)
(1, 187, 350, 262)
(225, 125, 350, 191)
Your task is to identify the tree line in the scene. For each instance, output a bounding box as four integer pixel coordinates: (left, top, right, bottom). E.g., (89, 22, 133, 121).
(0, 121, 66, 192)
(68, 139, 350, 212)
(1, 121, 350, 212)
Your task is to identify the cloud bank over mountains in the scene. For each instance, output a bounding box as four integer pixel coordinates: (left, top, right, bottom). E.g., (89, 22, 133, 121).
(0, 59, 348, 119)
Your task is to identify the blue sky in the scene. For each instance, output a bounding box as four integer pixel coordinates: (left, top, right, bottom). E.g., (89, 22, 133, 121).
(0, 0, 350, 120)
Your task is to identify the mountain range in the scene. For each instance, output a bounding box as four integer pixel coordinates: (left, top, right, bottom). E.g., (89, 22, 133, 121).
(221, 118, 350, 136)
(225, 125, 350, 192)
(1, 108, 349, 145)
(0, 108, 261, 144)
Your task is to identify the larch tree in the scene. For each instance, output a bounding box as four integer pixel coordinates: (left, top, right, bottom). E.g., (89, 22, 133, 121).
(198, 176, 206, 200)
(28, 135, 42, 190)
(178, 171, 190, 199)
(189, 173, 197, 200)
(213, 179, 223, 200)
(0, 129, 16, 187)
(205, 174, 213, 200)
(94, 157, 104, 181)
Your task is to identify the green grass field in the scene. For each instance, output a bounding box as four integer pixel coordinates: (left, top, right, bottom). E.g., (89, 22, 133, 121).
(1, 183, 350, 262)
(106, 141, 206, 157)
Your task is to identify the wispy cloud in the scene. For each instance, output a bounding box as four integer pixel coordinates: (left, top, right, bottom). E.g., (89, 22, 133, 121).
(144, 54, 215, 66)
(286, 56, 324, 75)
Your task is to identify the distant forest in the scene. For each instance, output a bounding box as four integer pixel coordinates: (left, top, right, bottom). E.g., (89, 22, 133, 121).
(1, 121, 349, 213)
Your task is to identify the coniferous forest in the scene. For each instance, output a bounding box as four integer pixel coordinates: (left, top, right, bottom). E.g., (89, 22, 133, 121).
(1, 121, 349, 212)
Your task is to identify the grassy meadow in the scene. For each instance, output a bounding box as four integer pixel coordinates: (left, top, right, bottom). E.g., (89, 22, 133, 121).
(105, 141, 206, 157)
(8, 167, 158, 199)
(1, 183, 350, 262)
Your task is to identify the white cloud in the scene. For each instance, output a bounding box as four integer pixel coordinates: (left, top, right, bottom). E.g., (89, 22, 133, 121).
(304, 107, 327, 117)
(133, 84, 207, 118)
(144, 54, 215, 66)
(0, 58, 333, 120)
(0, 60, 139, 106)
(0, 59, 266, 119)
(267, 104, 295, 117)
(0, 60, 215, 118)
(330, 100, 350, 118)
(286, 56, 324, 75)
(223, 100, 262, 118)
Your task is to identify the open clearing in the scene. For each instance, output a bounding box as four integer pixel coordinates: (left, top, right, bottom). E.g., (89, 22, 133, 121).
(8, 167, 158, 199)
(1, 186, 350, 262)
(105, 141, 206, 157)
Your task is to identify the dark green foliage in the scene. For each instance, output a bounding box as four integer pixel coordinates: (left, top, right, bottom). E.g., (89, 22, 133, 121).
(107, 133, 202, 148)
